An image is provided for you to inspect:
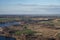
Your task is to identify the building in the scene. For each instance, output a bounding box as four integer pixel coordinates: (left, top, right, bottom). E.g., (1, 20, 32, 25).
(0, 27, 3, 31)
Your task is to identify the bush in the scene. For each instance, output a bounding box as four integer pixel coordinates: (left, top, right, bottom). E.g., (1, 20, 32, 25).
(15, 29, 35, 35)
(15, 31, 23, 35)
(23, 29, 35, 35)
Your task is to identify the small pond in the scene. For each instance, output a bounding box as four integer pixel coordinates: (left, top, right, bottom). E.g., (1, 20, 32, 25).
(0, 21, 21, 27)
(0, 36, 16, 40)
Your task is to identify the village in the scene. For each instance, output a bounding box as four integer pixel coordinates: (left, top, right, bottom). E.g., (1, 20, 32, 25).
(0, 16, 60, 40)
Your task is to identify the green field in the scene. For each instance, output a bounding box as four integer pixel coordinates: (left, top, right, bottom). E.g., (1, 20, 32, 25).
(0, 18, 16, 22)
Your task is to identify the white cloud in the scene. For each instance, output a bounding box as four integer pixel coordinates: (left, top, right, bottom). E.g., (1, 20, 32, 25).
(0, 4, 60, 15)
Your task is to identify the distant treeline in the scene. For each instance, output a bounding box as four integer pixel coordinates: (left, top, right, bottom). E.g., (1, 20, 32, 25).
(0, 15, 60, 18)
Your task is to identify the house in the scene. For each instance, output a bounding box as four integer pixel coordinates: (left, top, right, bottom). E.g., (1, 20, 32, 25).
(0, 27, 3, 31)
(55, 26, 60, 29)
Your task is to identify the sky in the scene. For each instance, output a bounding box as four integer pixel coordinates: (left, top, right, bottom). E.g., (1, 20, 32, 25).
(0, 0, 60, 15)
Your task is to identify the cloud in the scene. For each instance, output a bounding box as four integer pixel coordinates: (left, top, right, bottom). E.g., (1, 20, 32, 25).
(0, 4, 60, 15)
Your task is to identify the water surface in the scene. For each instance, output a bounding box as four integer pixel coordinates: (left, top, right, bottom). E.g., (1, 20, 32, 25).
(0, 36, 16, 40)
(0, 21, 21, 27)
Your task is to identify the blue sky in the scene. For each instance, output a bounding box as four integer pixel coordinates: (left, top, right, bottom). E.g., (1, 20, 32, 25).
(0, 0, 60, 5)
(0, 0, 60, 15)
